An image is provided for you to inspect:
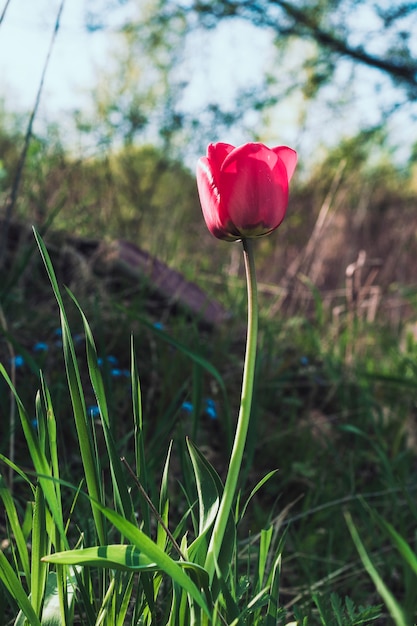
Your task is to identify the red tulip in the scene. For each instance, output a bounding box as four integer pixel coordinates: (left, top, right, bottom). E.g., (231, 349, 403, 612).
(197, 142, 297, 241)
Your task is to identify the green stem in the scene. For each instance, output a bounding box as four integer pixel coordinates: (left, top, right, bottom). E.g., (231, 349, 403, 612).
(204, 238, 258, 581)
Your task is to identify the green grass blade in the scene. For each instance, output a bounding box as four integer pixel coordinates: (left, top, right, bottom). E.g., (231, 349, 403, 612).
(130, 335, 151, 534)
(345, 511, 409, 626)
(41, 570, 77, 626)
(43, 544, 158, 570)
(40, 375, 61, 499)
(68, 289, 135, 522)
(186, 440, 235, 601)
(258, 525, 273, 590)
(0, 365, 67, 543)
(265, 553, 283, 626)
(37, 464, 212, 607)
(61, 305, 106, 540)
(0, 455, 34, 488)
(187, 439, 220, 565)
(114, 572, 135, 626)
(83, 505, 211, 616)
(369, 508, 417, 577)
(0, 551, 41, 626)
(35, 377, 72, 624)
(157, 441, 173, 551)
(30, 485, 49, 616)
(33, 227, 105, 544)
(2, 369, 72, 626)
(43, 542, 210, 612)
(0, 474, 31, 585)
(238, 469, 278, 523)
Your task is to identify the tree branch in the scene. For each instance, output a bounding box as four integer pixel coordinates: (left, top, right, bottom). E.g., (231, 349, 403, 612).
(191, 0, 417, 95)
(272, 0, 417, 93)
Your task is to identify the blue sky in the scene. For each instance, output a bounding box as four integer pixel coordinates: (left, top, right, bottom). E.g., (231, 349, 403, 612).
(0, 1, 279, 152)
(0, 1, 108, 115)
(0, 0, 415, 170)
(0, 1, 271, 119)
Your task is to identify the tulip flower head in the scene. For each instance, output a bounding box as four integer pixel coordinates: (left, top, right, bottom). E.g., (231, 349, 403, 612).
(197, 142, 297, 241)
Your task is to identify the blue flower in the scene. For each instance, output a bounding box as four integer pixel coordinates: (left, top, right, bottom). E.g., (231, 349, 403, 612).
(54, 328, 63, 346)
(153, 322, 165, 330)
(53, 328, 83, 346)
(98, 355, 120, 368)
(181, 401, 193, 413)
(87, 405, 100, 418)
(12, 355, 25, 368)
(204, 398, 218, 420)
(33, 342, 49, 352)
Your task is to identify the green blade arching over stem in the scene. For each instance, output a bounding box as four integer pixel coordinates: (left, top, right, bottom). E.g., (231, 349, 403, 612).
(33, 227, 106, 544)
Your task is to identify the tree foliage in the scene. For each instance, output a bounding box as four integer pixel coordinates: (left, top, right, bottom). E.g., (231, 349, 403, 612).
(74, 0, 417, 169)
(189, 0, 417, 95)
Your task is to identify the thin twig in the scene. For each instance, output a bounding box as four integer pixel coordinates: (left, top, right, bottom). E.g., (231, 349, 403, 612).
(0, 0, 66, 267)
(121, 456, 186, 561)
(0, 0, 12, 26)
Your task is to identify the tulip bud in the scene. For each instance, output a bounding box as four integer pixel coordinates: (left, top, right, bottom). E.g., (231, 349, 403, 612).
(196, 142, 297, 241)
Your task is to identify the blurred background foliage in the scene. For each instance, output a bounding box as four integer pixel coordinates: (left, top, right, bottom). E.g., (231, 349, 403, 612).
(0, 0, 416, 290)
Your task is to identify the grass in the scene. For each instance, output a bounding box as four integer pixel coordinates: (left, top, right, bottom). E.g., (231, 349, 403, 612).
(1, 229, 417, 624)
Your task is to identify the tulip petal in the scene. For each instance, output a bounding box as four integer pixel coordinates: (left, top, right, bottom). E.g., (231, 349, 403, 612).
(220, 143, 289, 235)
(273, 146, 298, 181)
(196, 156, 240, 240)
(207, 143, 235, 170)
(196, 156, 221, 232)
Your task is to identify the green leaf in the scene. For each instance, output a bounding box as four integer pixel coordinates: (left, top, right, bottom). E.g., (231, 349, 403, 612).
(345, 511, 409, 626)
(330, 592, 344, 626)
(0, 455, 34, 488)
(114, 573, 135, 626)
(43, 545, 158, 571)
(186, 440, 236, 600)
(30, 486, 49, 617)
(187, 439, 220, 565)
(157, 441, 173, 551)
(40, 571, 77, 626)
(68, 289, 136, 522)
(265, 552, 283, 626)
(44, 503, 211, 617)
(258, 526, 273, 590)
(33, 227, 105, 544)
(130, 335, 151, 535)
(43, 544, 209, 590)
(0, 474, 31, 585)
(0, 551, 41, 626)
(0, 366, 67, 544)
(370, 509, 417, 578)
(238, 469, 278, 523)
